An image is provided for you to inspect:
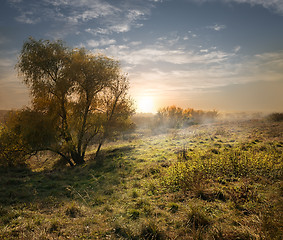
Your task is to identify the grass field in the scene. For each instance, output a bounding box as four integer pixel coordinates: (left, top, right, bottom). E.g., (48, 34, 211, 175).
(0, 118, 282, 239)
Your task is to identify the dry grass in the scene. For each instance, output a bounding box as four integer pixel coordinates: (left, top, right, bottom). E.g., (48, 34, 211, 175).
(0, 119, 282, 239)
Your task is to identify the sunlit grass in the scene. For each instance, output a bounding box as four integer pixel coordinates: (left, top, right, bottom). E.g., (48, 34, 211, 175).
(0, 119, 282, 239)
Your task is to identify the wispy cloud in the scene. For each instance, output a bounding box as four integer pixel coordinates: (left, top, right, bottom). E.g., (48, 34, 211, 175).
(231, 0, 283, 15)
(85, 28, 111, 35)
(234, 46, 241, 53)
(7, 0, 22, 3)
(10, 0, 119, 24)
(94, 36, 283, 100)
(15, 11, 40, 24)
(129, 41, 142, 46)
(87, 38, 116, 47)
(207, 24, 226, 31)
(97, 43, 234, 66)
(193, 0, 283, 15)
(130, 50, 283, 108)
(157, 34, 181, 46)
(9, 0, 154, 37)
(242, 51, 283, 82)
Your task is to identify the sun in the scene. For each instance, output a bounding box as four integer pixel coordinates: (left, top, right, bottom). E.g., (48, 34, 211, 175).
(137, 96, 155, 113)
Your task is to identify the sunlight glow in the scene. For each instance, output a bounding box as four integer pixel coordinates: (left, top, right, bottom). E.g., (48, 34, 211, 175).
(137, 96, 155, 113)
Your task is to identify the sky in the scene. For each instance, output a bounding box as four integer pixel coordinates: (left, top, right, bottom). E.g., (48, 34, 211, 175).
(0, 0, 283, 113)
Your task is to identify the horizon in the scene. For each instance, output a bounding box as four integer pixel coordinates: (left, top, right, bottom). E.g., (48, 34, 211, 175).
(1, 0, 283, 113)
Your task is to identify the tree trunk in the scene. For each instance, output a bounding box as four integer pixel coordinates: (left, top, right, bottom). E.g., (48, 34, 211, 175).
(63, 156, 74, 167)
(95, 142, 103, 158)
(47, 148, 75, 167)
(71, 151, 85, 165)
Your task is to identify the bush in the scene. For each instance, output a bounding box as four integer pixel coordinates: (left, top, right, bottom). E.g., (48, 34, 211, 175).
(267, 112, 283, 122)
(0, 125, 29, 168)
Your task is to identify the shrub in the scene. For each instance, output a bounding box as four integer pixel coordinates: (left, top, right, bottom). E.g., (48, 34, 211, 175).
(0, 124, 29, 168)
(267, 112, 283, 122)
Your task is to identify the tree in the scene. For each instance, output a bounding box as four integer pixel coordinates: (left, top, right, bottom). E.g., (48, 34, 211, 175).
(13, 38, 134, 166)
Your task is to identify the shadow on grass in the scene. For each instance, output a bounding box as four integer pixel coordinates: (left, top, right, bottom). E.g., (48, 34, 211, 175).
(0, 144, 135, 207)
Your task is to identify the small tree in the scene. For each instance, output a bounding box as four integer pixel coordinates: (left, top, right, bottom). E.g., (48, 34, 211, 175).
(11, 38, 134, 166)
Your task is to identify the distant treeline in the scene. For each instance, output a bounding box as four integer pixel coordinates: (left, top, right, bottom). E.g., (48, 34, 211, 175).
(133, 106, 218, 131)
(156, 105, 218, 128)
(0, 110, 9, 123)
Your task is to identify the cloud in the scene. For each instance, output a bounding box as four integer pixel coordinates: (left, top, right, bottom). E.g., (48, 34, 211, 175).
(85, 28, 111, 35)
(87, 38, 116, 47)
(15, 11, 40, 24)
(84, 7, 148, 35)
(98, 43, 234, 66)
(242, 51, 283, 82)
(157, 34, 181, 46)
(95, 37, 283, 101)
(7, 0, 22, 3)
(10, 0, 119, 24)
(108, 23, 131, 33)
(230, 0, 283, 14)
(85, 23, 133, 35)
(192, 0, 283, 15)
(130, 51, 283, 108)
(64, 1, 118, 23)
(129, 41, 142, 46)
(9, 0, 153, 37)
(207, 24, 226, 31)
(94, 41, 244, 99)
(233, 46, 241, 53)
